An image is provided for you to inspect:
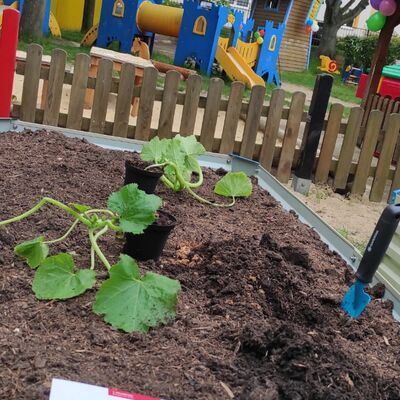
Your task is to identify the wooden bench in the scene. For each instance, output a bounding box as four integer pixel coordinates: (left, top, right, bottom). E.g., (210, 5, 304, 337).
(85, 47, 154, 117)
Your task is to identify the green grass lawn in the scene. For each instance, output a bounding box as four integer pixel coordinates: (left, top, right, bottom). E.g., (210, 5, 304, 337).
(18, 31, 89, 63)
(281, 51, 361, 105)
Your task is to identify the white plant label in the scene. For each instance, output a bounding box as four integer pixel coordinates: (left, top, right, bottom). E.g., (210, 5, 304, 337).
(49, 378, 164, 400)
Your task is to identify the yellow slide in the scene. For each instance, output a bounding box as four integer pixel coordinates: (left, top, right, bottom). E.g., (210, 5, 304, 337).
(215, 45, 265, 89)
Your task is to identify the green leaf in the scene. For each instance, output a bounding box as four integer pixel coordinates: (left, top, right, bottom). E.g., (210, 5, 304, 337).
(107, 184, 162, 234)
(14, 237, 49, 269)
(93, 255, 181, 333)
(32, 253, 96, 300)
(69, 202, 92, 213)
(214, 171, 253, 198)
(165, 138, 186, 168)
(140, 137, 169, 163)
(175, 135, 205, 158)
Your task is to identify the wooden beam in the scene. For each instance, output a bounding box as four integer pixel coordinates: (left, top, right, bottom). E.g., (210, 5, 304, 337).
(362, 6, 400, 107)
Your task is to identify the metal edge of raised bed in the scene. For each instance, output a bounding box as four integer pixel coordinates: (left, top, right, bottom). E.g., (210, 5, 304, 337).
(1, 118, 399, 320)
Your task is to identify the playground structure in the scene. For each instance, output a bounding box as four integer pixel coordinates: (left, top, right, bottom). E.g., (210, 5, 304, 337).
(51, 0, 103, 32)
(357, 64, 400, 100)
(82, 0, 294, 87)
(0, 0, 61, 37)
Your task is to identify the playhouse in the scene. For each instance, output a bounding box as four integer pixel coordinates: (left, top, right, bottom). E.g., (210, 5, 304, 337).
(250, 0, 317, 71)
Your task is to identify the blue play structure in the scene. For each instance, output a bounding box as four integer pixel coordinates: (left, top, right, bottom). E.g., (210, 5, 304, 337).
(174, 1, 228, 76)
(97, 0, 158, 53)
(3, 0, 52, 35)
(94, 0, 293, 87)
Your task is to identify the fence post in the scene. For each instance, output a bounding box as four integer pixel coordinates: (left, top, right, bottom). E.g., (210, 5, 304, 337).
(293, 74, 333, 194)
(0, 9, 20, 118)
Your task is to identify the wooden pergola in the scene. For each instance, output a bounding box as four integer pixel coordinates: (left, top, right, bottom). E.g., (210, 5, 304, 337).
(362, 2, 400, 107)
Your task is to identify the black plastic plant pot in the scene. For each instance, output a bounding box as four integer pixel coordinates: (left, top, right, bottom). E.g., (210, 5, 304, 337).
(123, 211, 177, 261)
(124, 160, 163, 194)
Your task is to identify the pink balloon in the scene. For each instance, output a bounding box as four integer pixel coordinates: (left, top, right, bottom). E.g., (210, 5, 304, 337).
(371, 0, 382, 10)
(380, 0, 397, 16)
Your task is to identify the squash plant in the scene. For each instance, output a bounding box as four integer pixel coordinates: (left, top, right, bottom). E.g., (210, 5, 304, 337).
(0, 184, 180, 333)
(141, 135, 252, 207)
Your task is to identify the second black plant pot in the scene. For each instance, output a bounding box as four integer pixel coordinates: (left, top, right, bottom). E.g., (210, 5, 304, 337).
(124, 160, 163, 194)
(123, 211, 176, 261)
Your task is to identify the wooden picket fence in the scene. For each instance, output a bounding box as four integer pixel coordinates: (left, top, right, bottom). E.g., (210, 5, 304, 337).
(10, 44, 400, 203)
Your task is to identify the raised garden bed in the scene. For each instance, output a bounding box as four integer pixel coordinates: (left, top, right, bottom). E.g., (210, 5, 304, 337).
(0, 130, 400, 399)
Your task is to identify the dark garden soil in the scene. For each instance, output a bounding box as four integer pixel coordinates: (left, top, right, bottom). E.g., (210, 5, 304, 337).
(0, 130, 400, 400)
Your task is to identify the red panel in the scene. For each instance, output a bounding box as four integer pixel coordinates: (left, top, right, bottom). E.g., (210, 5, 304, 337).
(356, 73, 369, 99)
(379, 77, 400, 99)
(0, 9, 20, 118)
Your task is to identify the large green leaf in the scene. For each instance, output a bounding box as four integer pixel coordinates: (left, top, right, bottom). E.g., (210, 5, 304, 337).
(176, 135, 203, 182)
(14, 237, 49, 269)
(140, 137, 169, 163)
(32, 253, 96, 300)
(107, 184, 162, 234)
(175, 135, 205, 158)
(93, 255, 181, 333)
(214, 171, 253, 198)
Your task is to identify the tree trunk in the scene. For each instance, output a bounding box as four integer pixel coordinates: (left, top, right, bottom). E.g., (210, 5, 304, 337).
(82, 0, 96, 33)
(318, 24, 340, 58)
(20, 0, 45, 39)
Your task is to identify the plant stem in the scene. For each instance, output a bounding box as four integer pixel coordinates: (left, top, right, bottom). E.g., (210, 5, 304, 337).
(144, 162, 168, 171)
(0, 197, 91, 227)
(89, 226, 111, 271)
(186, 188, 236, 207)
(160, 175, 176, 190)
(106, 220, 123, 232)
(85, 209, 116, 218)
(44, 219, 80, 244)
(186, 164, 203, 189)
(90, 244, 95, 270)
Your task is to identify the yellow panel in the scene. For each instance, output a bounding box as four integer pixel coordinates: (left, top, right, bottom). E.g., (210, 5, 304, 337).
(218, 37, 229, 51)
(49, 11, 61, 38)
(94, 0, 103, 26)
(53, 0, 85, 31)
(235, 39, 259, 68)
(81, 23, 99, 47)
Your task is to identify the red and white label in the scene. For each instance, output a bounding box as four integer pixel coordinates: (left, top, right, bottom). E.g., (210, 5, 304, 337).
(108, 388, 160, 400)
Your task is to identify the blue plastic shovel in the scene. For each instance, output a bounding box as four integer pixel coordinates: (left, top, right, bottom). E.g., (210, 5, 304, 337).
(341, 204, 400, 318)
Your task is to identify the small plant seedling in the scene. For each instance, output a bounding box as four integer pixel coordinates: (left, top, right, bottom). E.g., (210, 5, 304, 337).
(0, 184, 181, 333)
(141, 134, 252, 207)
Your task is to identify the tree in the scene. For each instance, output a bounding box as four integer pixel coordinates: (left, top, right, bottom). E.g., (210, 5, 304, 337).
(82, 0, 96, 33)
(20, 0, 46, 39)
(318, 0, 370, 57)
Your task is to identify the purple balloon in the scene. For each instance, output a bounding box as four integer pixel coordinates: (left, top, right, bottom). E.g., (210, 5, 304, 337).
(371, 0, 382, 10)
(380, 0, 397, 16)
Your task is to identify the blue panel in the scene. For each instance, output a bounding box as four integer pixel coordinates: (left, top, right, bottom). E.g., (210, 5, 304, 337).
(255, 20, 284, 85)
(174, 0, 228, 76)
(97, 0, 144, 53)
